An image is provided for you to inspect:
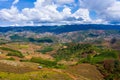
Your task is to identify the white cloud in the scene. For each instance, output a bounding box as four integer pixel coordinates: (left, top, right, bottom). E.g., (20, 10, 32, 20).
(22, 1, 63, 22)
(104, 1, 120, 22)
(80, 0, 115, 11)
(62, 7, 71, 17)
(56, 0, 74, 4)
(80, 0, 120, 23)
(0, 6, 27, 22)
(73, 8, 91, 21)
(0, 0, 92, 26)
(12, 0, 19, 5)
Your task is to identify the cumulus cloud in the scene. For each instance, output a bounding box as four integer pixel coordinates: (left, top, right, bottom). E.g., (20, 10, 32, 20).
(1, 0, 120, 26)
(104, 1, 120, 22)
(80, 0, 120, 23)
(0, 6, 27, 22)
(80, 0, 115, 11)
(62, 7, 72, 17)
(0, 0, 92, 26)
(73, 8, 91, 21)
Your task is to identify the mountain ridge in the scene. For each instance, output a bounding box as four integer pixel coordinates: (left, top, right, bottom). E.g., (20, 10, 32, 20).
(1, 24, 120, 34)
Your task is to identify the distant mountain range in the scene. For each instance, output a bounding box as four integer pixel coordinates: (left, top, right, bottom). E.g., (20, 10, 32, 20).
(0, 24, 120, 34)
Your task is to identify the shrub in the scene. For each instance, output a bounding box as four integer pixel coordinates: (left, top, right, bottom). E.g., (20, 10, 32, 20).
(6, 57, 15, 61)
(30, 57, 65, 69)
(28, 37, 53, 43)
(30, 57, 57, 68)
(54, 43, 97, 61)
(89, 50, 119, 64)
(100, 59, 120, 80)
(37, 47, 53, 54)
(7, 52, 24, 58)
(0, 47, 24, 58)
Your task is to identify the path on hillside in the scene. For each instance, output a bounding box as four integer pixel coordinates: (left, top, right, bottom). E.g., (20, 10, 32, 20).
(52, 69, 90, 80)
(52, 69, 77, 80)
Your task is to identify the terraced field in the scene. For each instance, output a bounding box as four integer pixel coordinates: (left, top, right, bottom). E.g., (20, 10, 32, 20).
(0, 60, 103, 80)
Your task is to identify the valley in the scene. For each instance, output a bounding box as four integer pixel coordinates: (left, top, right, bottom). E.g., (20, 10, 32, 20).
(0, 24, 120, 80)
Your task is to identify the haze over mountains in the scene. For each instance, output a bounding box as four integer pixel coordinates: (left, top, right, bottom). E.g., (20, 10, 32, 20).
(1, 24, 120, 34)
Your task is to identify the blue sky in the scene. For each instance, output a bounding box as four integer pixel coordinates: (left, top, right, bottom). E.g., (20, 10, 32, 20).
(0, 0, 120, 26)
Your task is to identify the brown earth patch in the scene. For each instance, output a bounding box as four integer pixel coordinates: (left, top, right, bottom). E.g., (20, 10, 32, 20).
(66, 64, 103, 80)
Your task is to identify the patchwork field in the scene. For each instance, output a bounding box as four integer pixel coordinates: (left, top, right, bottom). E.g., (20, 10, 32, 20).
(0, 60, 103, 80)
(0, 42, 119, 80)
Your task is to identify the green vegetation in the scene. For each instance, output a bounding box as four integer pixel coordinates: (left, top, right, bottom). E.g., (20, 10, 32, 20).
(110, 38, 117, 44)
(88, 33, 99, 37)
(7, 52, 24, 58)
(0, 39, 8, 45)
(0, 70, 72, 80)
(81, 50, 118, 64)
(10, 34, 54, 43)
(36, 47, 53, 54)
(30, 57, 66, 69)
(54, 43, 119, 63)
(53, 43, 120, 79)
(0, 42, 119, 80)
(28, 37, 53, 43)
(98, 59, 120, 80)
(6, 57, 15, 61)
(10, 34, 27, 41)
(91, 50, 118, 63)
(1, 26, 120, 80)
(30, 57, 57, 67)
(54, 43, 98, 61)
(0, 47, 24, 58)
(0, 47, 20, 52)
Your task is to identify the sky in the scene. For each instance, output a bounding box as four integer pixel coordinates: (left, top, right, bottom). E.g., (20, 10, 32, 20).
(0, 0, 120, 26)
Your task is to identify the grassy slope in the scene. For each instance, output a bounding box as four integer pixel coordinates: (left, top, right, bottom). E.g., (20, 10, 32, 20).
(66, 64, 103, 80)
(0, 70, 72, 80)
(0, 42, 113, 80)
(0, 61, 71, 80)
(0, 60, 103, 80)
